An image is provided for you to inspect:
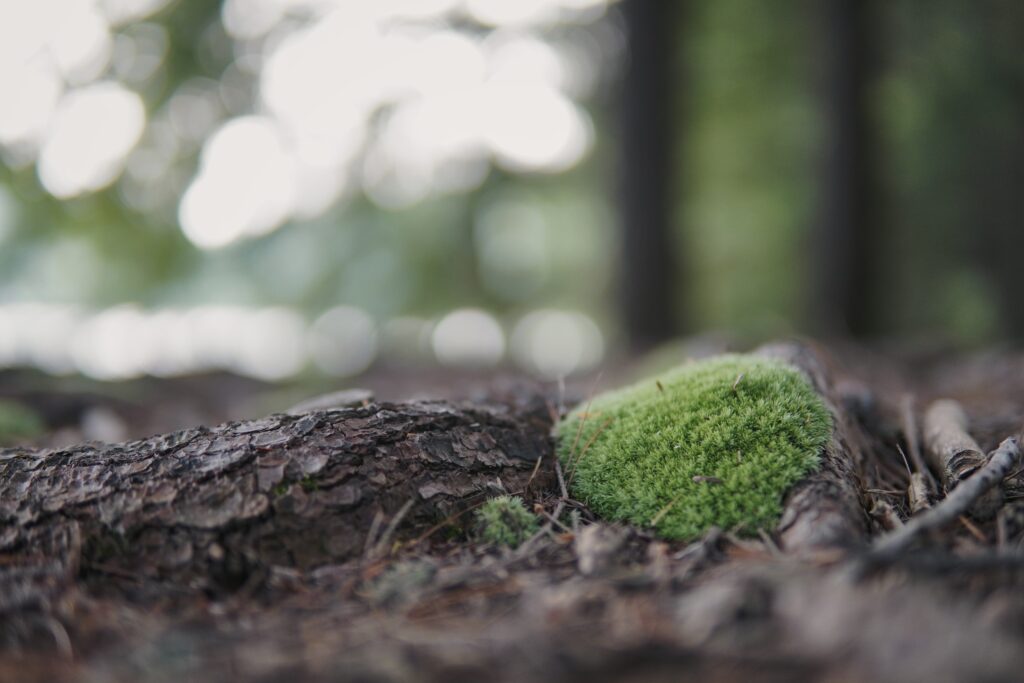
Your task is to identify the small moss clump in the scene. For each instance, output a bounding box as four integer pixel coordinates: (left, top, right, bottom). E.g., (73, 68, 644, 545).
(557, 354, 831, 541)
(474, 495, 539, 548)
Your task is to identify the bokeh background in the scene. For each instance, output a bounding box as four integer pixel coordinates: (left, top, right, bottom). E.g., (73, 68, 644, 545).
(1, 0, 1022, 393)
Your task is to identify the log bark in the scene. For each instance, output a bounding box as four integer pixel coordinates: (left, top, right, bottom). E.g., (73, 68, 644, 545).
(757, 342, 868, 551)
(0, 398, 555, 611)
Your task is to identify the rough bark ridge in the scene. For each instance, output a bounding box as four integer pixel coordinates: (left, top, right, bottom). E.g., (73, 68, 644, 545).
(758, 343, 868, 550)
(0, 399, 554, 612)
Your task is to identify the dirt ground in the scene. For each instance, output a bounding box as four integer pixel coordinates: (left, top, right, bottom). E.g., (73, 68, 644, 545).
(3, 340, 1024, 683)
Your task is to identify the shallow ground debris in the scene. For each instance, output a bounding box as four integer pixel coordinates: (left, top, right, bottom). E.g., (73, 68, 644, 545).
(4, 342, 1024, 682)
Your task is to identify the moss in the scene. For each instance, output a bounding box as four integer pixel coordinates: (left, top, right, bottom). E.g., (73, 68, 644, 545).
(474, 495, 539, 548)
(557, 354, 831, 541)
(0, 400, 44, 446)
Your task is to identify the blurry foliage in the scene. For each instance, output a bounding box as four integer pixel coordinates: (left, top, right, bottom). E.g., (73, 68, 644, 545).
(1, 0, 1023, 345)
(876, 0, 1024, 342)
(0, 400, 44, 445)
(681, 0, 818, 340)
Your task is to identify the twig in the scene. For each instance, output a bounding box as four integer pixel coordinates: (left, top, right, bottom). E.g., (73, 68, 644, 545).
(649, 493, 683, 527)
(959, 515, 987, 543)
(896, 444, 912, 474)
(554, 458, 569, 501)
(864, 437, 1020, 564)
(369, 498, 415, 559)
(869, 499, 904, 531)
(523, 455, 543, 494)
(757, 528, 782, 557)
(363, 510, 385, 557)
(541, 510, 571, 533)
(512, 500, 566, 559)
(900, 394, 933, 479)
(908, 472, 933, 515)
(924, 399, 1002, 519)
(566, 416, 614, 483)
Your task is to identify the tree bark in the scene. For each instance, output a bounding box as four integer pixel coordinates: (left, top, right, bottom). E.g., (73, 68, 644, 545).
(0, 399, 555, 611)
(758, 342, 868, 551)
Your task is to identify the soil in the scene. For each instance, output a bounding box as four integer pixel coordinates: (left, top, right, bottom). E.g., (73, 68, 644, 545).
(3, 340, 1024, 683)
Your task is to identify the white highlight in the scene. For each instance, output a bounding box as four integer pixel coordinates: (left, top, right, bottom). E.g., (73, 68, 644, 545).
(511, 309, 603, 378)
(480, 83, 591, 172)
(99, 0, 172, 26)
(0, 304, 606, 382)
(38, 83, 146, 198)
(179, 116, 297, 249)
(432, 308, 505, 368)
(308, 306, 379, 377)
(0, 61, 63, 148)
(176, 0, 605, 245)
(49, 0, 112, 84)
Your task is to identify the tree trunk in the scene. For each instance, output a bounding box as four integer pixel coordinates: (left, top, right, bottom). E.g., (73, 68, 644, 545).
(808, 0, 878, 337)
(619, 0, 680, 350)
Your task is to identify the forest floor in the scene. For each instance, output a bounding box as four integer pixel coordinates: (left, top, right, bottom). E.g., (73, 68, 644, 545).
(3, 339, 1024, 682)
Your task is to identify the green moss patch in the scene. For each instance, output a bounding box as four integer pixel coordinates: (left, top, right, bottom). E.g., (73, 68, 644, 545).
(557, 354, 831, 540)
(474, 495, 539, 548)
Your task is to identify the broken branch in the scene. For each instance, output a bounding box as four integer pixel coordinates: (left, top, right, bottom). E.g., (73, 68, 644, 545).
(924, 399, 1003, 519)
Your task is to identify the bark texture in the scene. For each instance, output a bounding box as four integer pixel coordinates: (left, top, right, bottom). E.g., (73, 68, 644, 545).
(0, 399, 555, 612)
(758, 343, 868, 551)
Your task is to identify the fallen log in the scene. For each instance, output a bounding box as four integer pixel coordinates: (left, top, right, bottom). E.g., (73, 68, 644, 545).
(757, 343, 869, 551)
(0, 398, 555, 611)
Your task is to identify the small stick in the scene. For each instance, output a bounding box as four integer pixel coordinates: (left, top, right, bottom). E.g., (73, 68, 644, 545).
(363, 509, 385, 557)
(541, 510, 571, 533)
(555, 458, 569, 501)
(923, 399, 1003, 519)
(864, 437, 1020, 564)
(369, 498, 415, 559)
(757, 528, 781, 557)
(959, 515, 987, 543)
(513, 500, 565, 559)
(908, 472, 933, 514)
(900, 395, 933, 479)
(870, 499, 904, 531)
(523, 455, 543, 494)
(650, 493, 683, 527)
(566, 416, 614, 483)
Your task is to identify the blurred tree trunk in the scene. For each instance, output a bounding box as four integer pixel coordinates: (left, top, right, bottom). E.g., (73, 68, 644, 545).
(620, 0, 679, 350)
(809, 0, 878, 338)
